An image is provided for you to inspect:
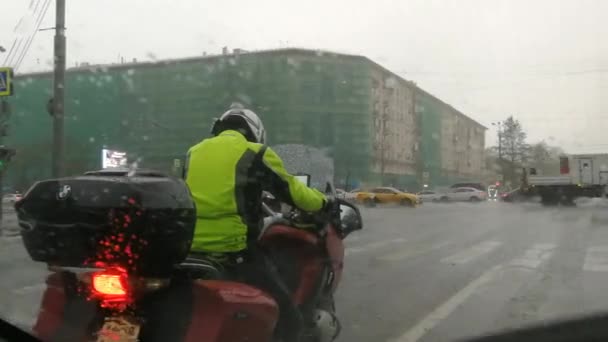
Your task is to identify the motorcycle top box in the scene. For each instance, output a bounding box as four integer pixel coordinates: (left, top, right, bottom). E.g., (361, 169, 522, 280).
(15, 168, 196, 276)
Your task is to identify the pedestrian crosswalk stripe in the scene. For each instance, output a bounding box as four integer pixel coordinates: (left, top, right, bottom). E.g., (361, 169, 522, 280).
(583, 246, 608, 272)
(509, 243, 556, 269)
(377, 241, 452, 262)
(348, 239, 608, 272)
(11, 283, 46, 296)
(345, 238, 407, 256)
(388, 242, 608, 342)
(441, 240, 502, 265)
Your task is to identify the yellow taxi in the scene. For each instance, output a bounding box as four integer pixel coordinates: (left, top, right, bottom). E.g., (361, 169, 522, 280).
(351, 187, 419, 207)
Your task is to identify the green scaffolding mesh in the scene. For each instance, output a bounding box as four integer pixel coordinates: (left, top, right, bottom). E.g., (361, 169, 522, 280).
(5, 50, 373, 190)
(5, 49, 482, 192)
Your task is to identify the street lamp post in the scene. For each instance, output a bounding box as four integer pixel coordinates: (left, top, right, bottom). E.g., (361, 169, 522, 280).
(51, 0, 66, 178)
(491, 121, 503, 161)
(491, 121, 504, 182)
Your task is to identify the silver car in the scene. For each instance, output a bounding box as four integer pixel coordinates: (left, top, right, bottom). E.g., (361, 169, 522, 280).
(336, 189, 357, 203)
(417, 190, 443, 203)
(441, 187, 487, 202)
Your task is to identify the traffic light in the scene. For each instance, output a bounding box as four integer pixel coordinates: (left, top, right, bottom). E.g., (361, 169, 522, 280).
(0, 146, 16, 172)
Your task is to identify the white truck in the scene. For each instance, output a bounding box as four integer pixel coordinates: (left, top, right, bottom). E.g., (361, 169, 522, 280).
(523, 154, 608, 205)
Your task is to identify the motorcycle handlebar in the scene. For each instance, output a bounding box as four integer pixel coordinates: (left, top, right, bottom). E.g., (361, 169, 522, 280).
(261, 202, 275, 215)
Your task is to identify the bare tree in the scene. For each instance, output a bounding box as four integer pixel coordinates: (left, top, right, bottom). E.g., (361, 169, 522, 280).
(500, 116, 527, 185)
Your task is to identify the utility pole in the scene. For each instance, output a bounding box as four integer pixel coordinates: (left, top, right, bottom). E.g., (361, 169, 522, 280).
(497, 129, 502, 160)
(51, 0, 66, 178)
(379, 84, 395, 186)
(0, 67, 14, 231)
(0, 101, 9, 226)
(492, 121, 503, 160)
(492, 121, 503, 182)
(380, 102, 387, 185)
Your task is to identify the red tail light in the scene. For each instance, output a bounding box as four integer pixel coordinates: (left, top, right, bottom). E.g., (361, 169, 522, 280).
(92, 269, 129, 299)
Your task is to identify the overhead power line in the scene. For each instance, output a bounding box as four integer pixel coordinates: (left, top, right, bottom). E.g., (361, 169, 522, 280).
(14, 0, 52, 71)
(12, 17, 24, 32)
(1, 39, 18, 66)
(3, 5, 31, 67)
(5, 39, 24, 67)
(31, 0, 42, 13)
(2, 0, 48, 69)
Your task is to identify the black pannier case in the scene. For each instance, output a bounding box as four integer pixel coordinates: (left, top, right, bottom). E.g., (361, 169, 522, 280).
(15, 169, 196, 276)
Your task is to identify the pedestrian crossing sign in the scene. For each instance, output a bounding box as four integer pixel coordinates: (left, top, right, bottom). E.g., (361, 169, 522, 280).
(0, 67, 13, 97)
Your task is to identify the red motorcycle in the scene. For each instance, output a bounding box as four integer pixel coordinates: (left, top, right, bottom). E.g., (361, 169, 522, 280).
(16, 169, 362, 342)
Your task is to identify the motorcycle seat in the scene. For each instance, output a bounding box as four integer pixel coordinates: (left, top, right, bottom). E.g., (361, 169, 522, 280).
(177, 256, 224, 280)
(260, 223, 320, 246)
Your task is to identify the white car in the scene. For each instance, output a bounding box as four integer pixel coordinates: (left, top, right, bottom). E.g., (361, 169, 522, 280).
(417, 190, 443, 203)
(336, 189, 357, 202)
(2, 193, 22, 204)
(440, 187, 487, 202)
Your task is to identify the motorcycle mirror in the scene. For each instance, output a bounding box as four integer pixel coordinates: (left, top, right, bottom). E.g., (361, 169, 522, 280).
(261, 191, 281, 214)
(325, 181, 336, 196)
(261, 191, 275, 200)
(338, 200, 363, 237)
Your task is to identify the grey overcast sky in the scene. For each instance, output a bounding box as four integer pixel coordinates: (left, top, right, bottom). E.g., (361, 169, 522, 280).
(2, 0, 608, 153)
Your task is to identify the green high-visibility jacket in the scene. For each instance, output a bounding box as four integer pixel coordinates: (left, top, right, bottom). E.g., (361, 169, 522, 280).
(185, 130, 326, 253)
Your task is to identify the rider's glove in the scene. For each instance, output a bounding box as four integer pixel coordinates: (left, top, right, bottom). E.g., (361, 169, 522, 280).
(323, 195, 338, 213)
(313, 195, 338, 227)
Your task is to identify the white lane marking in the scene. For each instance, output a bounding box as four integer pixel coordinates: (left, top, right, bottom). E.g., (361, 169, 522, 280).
(583, 246, 608, 272)
(345, 238, 407, 256)
(378, 241, 452, 262)
(11, 283, 46, 296)
(509, 243, 556, 269)
(441, 241, 502, 265)
(0, 235, 21, 242)
(391, 265, 504, 342)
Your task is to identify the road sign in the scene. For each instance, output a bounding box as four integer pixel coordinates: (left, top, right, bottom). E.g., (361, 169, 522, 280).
(173, 159, 181, 168)
(0, 68, 13, 97)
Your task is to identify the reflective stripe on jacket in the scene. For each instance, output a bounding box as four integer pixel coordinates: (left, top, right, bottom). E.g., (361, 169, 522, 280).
(185, 130, 326, 252)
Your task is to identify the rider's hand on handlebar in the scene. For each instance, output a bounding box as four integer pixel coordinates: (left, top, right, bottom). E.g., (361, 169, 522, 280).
(281, 196, 338, 231)
(323, 195, 339, 213)
(313, 195, 338, 226)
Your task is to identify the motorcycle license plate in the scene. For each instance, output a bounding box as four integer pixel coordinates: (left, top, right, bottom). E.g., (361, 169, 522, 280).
(96, 317, 141, 342)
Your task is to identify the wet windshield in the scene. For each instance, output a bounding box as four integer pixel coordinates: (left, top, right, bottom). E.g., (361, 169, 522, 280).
(1, 1, 608, 342)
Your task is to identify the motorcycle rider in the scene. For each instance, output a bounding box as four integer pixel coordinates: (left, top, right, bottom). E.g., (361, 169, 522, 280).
(184, 103, 328, 341)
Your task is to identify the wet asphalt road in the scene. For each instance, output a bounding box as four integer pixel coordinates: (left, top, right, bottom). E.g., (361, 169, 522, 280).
(337, 200, 608, 342)
(3, 201, 608, 341)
